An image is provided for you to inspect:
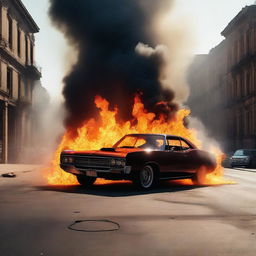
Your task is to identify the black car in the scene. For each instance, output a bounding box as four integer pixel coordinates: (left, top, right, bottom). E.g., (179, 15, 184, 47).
(230, 149, 256, 168)
(60, 133, 217, 189)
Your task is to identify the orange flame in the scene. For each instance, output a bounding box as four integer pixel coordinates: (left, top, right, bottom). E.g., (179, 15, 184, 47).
(44, 95, 232, 186)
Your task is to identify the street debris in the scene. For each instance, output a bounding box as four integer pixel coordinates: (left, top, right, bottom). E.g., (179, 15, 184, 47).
(2, 172, 16, 178)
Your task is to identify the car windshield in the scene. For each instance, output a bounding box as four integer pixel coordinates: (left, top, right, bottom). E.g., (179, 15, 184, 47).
(113, 134, 165, 150)
(234, 150, 250, 156)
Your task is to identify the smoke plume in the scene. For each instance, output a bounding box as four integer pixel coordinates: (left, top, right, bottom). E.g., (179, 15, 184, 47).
(49, 0, 193, 135)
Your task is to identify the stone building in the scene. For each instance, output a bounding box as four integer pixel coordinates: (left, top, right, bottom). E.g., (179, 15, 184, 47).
(188, 5, 256, 152)
(0, 0, 41, 163)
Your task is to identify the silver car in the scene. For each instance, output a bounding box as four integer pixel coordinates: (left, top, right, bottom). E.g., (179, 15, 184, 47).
(230, 149, 256, 168)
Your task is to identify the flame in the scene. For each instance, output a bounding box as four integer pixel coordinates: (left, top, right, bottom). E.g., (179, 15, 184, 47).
(44, 95, 231, 186)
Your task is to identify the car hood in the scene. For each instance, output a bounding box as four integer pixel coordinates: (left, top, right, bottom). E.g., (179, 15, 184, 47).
(62, 148, 143, 158)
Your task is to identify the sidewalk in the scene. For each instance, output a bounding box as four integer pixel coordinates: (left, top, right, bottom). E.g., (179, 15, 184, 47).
(0, 164, 41, 175)
(229, 167, 256, 173)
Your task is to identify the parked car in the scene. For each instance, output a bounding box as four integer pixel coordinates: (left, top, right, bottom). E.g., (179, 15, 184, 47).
(60, 133, 217, 189)
(230, 149, 256, 168)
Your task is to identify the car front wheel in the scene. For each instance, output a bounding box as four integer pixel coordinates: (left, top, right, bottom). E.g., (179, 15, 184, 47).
(76, 175, 97, 187)
(134, 165, 157, 189)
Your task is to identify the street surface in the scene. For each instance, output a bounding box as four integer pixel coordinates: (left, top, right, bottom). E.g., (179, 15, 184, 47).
(0, 165, 256, 256)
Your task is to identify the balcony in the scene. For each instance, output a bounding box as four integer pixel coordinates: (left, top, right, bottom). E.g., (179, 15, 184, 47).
(18, 95, 32, 106)
(26, 63, 42, 80)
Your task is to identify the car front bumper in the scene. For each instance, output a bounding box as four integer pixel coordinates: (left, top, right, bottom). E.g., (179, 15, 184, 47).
(231, 158, 250, 166)
(60, 164, 132, 179)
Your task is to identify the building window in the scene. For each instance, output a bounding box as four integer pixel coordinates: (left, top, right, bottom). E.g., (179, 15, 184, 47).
(25, 36, 28, 64)
(241, 71, 245, 97)
(7, 67, 13, 96)
(239, 113, 243, 137)
(246, 72, 251, 95)
(30, 43, 34, 65)
(234, 40, 239, 63)
(234, 77, 237, 98)
(240, 34, 244, 58)
(18, 74, 21, 98)
(8, 15, 13, 49)
(246, 112, 250, 136)
(250, 110, 253, 136)
(17, 27, 21, 57)
(246, 30, 250, 53)
(237, 76, 240, 98)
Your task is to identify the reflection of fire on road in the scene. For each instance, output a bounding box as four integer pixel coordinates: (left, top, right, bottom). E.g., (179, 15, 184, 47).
(44, 95, 233, 186)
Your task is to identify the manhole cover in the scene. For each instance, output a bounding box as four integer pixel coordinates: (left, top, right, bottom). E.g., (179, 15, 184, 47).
(68, 219, 120, 232)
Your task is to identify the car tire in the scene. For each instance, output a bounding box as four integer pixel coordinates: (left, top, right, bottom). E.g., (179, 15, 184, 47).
(133, 164, 158, 189)
(192, 167, 207, 185)
(76, 175, 97, 187)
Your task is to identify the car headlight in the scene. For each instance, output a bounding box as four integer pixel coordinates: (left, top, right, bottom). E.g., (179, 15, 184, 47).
(115, 159, 126, 167)
(68, 157, 74, 163)
(120, 159, 126, 167)
(62, 156, 74, 164)
(116, 160, 122, 166)
(110, 158, 126, 167)
(110, 159, 116, 166)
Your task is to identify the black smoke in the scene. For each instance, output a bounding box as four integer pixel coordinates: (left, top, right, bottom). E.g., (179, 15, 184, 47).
(49, 0, 177, 136)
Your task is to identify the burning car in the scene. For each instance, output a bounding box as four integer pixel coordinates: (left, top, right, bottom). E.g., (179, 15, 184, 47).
(60, 133, 217, 189)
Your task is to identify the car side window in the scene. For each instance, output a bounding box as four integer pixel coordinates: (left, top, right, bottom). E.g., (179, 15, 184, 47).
(167, 139, 183, 151)
(180, 139, 192, 151)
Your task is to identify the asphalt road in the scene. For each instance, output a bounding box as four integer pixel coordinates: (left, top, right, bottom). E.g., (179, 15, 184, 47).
(0, 167, 256, 256)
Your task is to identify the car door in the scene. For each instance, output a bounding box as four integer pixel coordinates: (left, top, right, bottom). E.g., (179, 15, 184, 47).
(163, 137, 186, 172)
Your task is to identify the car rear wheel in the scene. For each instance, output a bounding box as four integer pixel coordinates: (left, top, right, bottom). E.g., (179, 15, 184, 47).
(76, 175, 97, 187)
(134, 165, 157, 189)
(192, 167, 207, 185)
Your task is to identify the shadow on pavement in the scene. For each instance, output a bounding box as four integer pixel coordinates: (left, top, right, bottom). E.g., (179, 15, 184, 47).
(36, 181, 203, 197)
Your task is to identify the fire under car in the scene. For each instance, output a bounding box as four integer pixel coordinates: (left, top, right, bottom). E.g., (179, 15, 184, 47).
(60, 133, 217, 189)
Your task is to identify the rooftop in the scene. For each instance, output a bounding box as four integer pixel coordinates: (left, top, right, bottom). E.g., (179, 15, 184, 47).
(11, 0, 39, 33)
(221, 5, 256, 37)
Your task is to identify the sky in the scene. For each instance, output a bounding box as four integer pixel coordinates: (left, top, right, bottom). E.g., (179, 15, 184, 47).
(22, 0, 255, 98)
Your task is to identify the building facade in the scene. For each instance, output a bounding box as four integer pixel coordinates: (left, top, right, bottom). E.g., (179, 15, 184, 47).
(0, 0, 41, 163)
(188, 5, 256, 152)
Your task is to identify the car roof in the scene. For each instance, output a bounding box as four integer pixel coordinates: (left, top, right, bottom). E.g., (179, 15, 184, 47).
(124, 133, 197, 149)
(126, 133, 185, 139)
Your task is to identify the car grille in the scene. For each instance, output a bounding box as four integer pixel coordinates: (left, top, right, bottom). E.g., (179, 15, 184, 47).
(74, 156, 111, 169)
(232, 158, 246, 164)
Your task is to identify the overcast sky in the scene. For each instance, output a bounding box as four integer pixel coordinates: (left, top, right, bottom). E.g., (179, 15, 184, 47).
(22, 0, 255, 97)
